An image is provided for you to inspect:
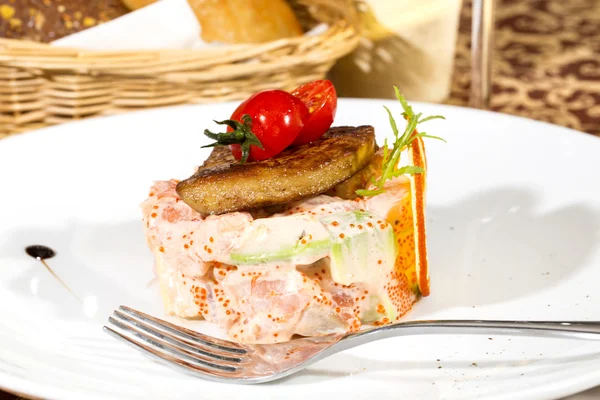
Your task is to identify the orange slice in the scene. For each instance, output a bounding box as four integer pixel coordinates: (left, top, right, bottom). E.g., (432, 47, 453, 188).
(331, 135, 430, 297)
(405, 135, 429, 296)
(376, 136, 429, 297)
(382, 135, 429, 297)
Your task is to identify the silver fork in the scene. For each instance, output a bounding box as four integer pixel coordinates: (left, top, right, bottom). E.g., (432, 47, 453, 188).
(104, 306, 600, 384)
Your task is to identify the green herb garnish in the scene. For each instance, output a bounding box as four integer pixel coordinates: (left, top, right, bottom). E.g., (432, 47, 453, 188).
(202, 114, 264, 163)
(355, 86, 446, 197)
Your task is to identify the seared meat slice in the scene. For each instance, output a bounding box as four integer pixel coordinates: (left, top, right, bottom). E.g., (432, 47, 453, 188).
(175, 126, 376, 215)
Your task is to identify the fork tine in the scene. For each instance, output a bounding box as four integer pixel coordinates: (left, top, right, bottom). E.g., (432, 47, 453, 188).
(102, 325, 247, 383)
(105, 316, 241, 374)
(111, 310, 247, 364)
(118, 305, 248, 354)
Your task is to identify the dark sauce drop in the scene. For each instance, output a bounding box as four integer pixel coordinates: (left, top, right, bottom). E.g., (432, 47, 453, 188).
(25, 245, 56, 260)
(24, 245, 78, 301)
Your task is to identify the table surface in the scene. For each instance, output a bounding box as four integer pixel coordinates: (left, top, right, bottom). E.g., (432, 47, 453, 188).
(452, 1, 600, 398)
(447, 0, 600, 138)
(1, 0, 599, 398)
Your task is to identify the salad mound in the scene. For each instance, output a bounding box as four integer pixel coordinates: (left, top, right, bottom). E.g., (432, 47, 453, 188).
(141, 82, 444, 343)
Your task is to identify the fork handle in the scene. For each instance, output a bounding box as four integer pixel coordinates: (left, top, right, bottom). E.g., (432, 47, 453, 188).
(347, 320, 600, 345)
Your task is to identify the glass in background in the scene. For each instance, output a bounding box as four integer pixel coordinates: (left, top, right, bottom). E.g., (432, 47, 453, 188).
(328, 0, 464, 103)
(470, 0, 495, 109)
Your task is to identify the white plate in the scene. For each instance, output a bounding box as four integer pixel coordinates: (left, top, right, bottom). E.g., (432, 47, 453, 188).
(1, 99, 599, 400)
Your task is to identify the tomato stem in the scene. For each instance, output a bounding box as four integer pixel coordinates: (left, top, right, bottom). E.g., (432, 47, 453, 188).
(202, 114, 264, 163)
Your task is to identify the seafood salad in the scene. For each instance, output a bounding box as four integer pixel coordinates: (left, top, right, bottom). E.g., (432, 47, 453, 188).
(141, 81, 444, 343)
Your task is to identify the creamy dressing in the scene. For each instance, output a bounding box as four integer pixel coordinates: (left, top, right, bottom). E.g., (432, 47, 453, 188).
(142, 178, 416, 343)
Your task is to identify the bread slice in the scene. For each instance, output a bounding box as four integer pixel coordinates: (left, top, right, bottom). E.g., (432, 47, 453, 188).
(188, 0, 303, 44)
(176, 126, 376, 215)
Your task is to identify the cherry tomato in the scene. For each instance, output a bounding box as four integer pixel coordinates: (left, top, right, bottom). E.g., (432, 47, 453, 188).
(228, 90, 309, 162)
(290, 80, 337, 146)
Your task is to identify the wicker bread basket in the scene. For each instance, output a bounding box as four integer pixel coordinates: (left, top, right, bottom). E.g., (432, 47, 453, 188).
(0, 0, 360, 139)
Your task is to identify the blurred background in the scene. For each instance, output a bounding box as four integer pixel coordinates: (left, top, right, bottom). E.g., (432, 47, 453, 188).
(0, 0, 598, 138)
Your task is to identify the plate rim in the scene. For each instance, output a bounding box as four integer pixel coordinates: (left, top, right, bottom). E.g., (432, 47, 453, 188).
(1, 98, 599, 400)
(1, 98, 598, 147)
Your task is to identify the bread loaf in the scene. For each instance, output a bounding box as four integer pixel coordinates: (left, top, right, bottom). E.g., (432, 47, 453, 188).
(0, 0, 303, 45)
(0, 0, 129, 42)
(187, 0, 303, 44)
(120, 0, 158, 11)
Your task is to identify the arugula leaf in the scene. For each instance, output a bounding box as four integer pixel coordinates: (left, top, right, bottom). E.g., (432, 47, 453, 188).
(356, 188, 385, 197)
(392, 165, 425, 176)
(356, 86, 446, 197)
(414, 132, 447, 142)
(418, 115, 446, 124)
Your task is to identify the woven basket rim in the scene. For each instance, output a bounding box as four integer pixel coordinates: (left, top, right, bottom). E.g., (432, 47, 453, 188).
(0, 19, 355, 54)
(0, 0, 362, 138)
